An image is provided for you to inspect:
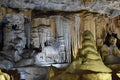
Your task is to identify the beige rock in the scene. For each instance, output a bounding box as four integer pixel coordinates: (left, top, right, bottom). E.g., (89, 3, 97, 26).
(0, 70, 10, 80)
(82, 73, 111, 80)
(46, 66, 80, 80)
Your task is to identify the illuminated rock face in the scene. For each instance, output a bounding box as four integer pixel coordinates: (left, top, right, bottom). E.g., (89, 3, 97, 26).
(66, 30, 112, 73)
(0, 70, 10, 80)
(0, 1, 119, 80)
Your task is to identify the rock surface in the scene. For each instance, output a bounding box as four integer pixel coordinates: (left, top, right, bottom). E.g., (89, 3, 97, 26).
(0, 0, 120, 17)
(0, 1, 119, 80)
(3, 13, 26, 62)
(82, 73, 112, 80)
(16, 67, 48, 80)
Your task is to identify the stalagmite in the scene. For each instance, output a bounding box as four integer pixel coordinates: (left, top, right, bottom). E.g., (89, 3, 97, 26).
(66, 30, 112, 73)
(46, 66, 80, 80)
(46, 30, 112, 80)
(73, 14, 81, 59)
(0, 69, 10, 80)
(83, 13, 96, 40)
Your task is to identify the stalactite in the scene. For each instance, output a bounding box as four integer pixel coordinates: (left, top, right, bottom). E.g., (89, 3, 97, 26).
(95, 14, 108, 40)
(31, 26, 40, 48)
(62, 16, 71, 62)
(83, 13, 96, 40)
(32, 12, 120, 64)
(107, 16, 120, 37)
(55, 16, 64, 37)
(70, 14, 75, 59)
(70, 14, 81, 59)
(50, 16, 56, 39)
(75, 14, 81, 53)
(39, 26, 52, 49)
(80, 12, 85, 48)
(115, 16, 120, 37)
(55, 16, 66, 62)
(55, 15, 72, 62)
(31, 17, 51, 49)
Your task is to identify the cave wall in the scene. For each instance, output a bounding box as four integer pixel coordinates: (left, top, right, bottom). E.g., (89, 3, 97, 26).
(0, 6, 120, 60)
(0, 5, 120, 80)
(32, 11, 120, 59)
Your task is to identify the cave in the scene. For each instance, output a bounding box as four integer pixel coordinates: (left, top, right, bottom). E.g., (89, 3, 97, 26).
(0, 0, 120, 80)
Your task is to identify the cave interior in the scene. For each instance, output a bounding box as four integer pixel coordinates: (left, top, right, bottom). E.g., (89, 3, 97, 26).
(0, 0, 120, 80)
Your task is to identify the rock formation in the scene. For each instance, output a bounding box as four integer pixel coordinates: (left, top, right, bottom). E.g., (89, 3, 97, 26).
(46, 30, 112, 80)
(66, 30, 112, 73)
(0, 0, 120, 80)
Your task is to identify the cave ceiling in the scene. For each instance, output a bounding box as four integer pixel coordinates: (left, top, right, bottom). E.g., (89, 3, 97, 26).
(0, 0, 120, 17)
